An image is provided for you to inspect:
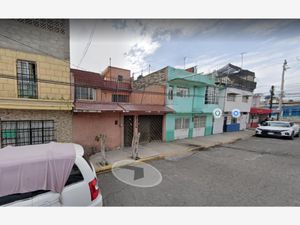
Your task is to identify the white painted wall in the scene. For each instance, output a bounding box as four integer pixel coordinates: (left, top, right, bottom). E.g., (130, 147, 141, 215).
(193, 128, 205, 137)
(174, 129, 189, 139)
(223, 88, 253, 112)
(213, 117, 224, 134)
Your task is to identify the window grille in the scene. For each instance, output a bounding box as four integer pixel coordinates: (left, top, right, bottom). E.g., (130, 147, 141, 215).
(205, 87, 218, 104)
(17, 60, 38, 99)
(175, 118, 190, 129)
(176, 87, 189, 97)
(112, 94, 129, 102)
(194, 115, 206, 128)
(1, 120, 55, 147)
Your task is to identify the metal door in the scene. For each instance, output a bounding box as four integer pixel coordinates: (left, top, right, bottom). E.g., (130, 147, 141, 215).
(124, 116, 134, 147)
(138, 115, 162, 144)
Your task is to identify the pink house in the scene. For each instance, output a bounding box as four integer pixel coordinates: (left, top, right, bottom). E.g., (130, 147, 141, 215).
(71, 67, 173, 154)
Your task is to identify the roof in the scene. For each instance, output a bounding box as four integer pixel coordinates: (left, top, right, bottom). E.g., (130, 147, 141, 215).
(0, 142, 76, 197)
(72, 68, 132, 91)
(119, 103, 174, 113)
(74, 102, 174, 113)
(71, 68, 103, 88)
(250, 107, 272, 114)
(74, 102, 124, 112)
(217, 63, 255, 77)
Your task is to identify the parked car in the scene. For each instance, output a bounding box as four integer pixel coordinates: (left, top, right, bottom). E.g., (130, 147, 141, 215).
(0, 143, 103, 206)
(255, 121, 300, 140)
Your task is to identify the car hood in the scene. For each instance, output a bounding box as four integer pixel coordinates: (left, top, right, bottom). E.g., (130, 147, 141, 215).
(257, 126, 291, 131)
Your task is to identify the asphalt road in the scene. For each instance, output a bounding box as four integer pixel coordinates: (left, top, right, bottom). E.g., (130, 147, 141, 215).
(98, 135, 300, 206)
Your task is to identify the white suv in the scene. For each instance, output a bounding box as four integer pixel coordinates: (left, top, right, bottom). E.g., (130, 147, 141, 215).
(0, 143, 103, 207)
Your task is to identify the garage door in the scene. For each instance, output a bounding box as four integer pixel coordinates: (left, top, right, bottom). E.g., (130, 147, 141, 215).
(138, 115, 163, 144)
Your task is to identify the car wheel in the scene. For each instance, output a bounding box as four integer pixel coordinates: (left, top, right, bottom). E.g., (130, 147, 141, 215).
(295, 132, 300, 137)
(289, 132, 295, 140)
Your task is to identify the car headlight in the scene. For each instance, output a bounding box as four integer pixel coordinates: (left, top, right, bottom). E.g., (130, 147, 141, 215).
(281, 130, 291, 135)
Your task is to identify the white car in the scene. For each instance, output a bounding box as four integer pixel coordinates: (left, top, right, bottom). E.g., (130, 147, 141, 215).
(255, 121, 300, 140)
(0, 143, 103, 206)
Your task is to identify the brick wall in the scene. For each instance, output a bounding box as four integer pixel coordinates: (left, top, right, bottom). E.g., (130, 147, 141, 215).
(133, 67, 167, 89)
(0, 109, 72, 147)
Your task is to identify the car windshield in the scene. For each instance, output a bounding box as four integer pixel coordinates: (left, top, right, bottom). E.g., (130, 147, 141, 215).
(267, 122, 290, 127)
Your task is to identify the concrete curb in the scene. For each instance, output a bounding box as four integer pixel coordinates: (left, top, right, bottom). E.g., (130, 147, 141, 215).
(95, 134, 252, 174)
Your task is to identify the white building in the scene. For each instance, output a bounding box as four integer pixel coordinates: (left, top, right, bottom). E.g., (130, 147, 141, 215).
(213, 64, 256, 133)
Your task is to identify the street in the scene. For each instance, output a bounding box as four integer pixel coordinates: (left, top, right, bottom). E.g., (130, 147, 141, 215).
(98, 135, 300, 206)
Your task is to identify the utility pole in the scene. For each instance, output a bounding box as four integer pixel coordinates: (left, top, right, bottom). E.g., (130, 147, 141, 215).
(269, 85, 274, 118)
(278, 59, 289, 120)
(109, 57, 112, 80)
(184, 57, 187, 69)
(240, 52, 246, 68)
(148, 64, 151, 74)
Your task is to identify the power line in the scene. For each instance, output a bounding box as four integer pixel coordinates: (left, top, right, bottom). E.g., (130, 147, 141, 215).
(77, 21, 97, 67)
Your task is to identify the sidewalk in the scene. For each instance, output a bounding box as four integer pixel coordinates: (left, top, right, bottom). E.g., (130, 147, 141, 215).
(90, 129, 254, 173)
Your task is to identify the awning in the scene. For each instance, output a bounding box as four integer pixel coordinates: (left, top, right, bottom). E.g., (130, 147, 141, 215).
(250, 107, 272, 114)
(118, 103, 174, 113)
(74, 102, 124, 112)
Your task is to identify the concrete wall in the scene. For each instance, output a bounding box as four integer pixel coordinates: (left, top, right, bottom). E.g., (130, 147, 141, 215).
(96, 89, 129, 103)
(72, 112, 123, 153)
(219, 87, 253, 113)
(102, 66, 131, 81)
(0, 109, 72, 147)
(130, 85, 165, 105)
(0, 19, 69, 60)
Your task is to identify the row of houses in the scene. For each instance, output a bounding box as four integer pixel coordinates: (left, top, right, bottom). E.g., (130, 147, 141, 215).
(0, 19, 257, 154)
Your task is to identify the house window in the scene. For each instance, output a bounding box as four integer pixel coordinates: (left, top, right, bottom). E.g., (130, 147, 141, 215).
(1, 120, 55, 147)
(227, 93, 236, 102)
(75, 86, 96, 100)
(242, 96, 249, 103)
(176, 87, 189, 97)
(175, 118, 190, 130)
(205, 87, 218, 104)
(117, 75, 123, 82)
(17, 60, 38, 98)
(168, 86, 174, 101)
(194, 115, 206, 128)
(112, 94, 129, 102)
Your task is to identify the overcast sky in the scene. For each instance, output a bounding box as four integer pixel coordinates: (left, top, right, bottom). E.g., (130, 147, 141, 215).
(70, 19, 300, 97)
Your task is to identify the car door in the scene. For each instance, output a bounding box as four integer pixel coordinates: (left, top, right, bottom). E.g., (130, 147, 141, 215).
(31, 190, 62, 206)
(59, 162, 91, 206)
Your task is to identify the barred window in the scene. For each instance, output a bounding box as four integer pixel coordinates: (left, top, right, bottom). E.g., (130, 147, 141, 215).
(227, 93, 236, 102)
(205, 87, 218, 104)
(75, 86, 96, 100)
(194, 115, 206, 128)
(1, 120, 55, 147)
(168, 86, 174, 100)
(112, 94, 129, 102)
(175, 118, 190, 130)
(176, 87, 189, 97)
(17, 60, 38, 99)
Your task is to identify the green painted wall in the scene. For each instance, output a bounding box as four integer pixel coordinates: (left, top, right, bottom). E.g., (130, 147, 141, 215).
(165, 66, 219, 141)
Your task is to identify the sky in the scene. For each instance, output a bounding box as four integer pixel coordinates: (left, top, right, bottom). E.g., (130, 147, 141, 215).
(70, 19, 300, 98)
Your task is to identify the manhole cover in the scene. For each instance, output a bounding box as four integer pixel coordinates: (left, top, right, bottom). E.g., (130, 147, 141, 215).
(112, 159, 162, 188)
